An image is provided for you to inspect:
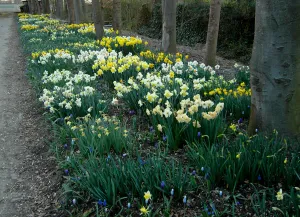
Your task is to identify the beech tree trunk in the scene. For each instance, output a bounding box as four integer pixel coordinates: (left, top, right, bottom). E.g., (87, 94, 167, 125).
(42, 0, 50, 14)
(248, 0, 300, 137)
(161, 0, 176, 54)
(28, 0, 32, 13)
(66, 0, 75, 23)
(73, 0, 83, 23)
(55, 0, 64, 19)
(113, 0, 122, 33)
(92, 0, 105, 40)
(82, 0, 88, 22)
(204, 0, 222, 66)
(36, 1, 41, 14)
(30, 0, 36, 14)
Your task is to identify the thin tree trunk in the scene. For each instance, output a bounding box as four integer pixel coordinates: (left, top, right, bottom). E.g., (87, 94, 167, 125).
(42, 0, 50, 14)
(50, 0, 55, 18)
(28, 0, 32, 13)
(36, 0, 41, 14)
(73, 0, 82, 23)
(113, 0, 122, 33)
(66, 0, 75, 23)
(81, 0, 87, 22)
(161, 0, 176, 54)
(248, 0, 300, 137)
(92, 0, 104, 40)
(204, 0, 222, 66)
(56, 0, 63, 19)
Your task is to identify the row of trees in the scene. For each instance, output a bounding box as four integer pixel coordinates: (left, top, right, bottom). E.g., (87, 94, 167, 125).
(26, 0, 300, 138)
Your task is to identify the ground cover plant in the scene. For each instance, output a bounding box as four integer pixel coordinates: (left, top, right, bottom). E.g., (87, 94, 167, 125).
(18, 14, 300, 216)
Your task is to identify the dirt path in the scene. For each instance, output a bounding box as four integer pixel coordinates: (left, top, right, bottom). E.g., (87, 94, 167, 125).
(0, 14, 62, 217)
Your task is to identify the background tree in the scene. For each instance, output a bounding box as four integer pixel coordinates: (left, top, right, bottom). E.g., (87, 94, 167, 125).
(161, 0, 176, 54)
(92, 0, 105, 40)
(66, 0, 75, 23)
(248, 0, 300, 136)
(81, 0, 88, 22)
(42, 0, 50, 14)
(55, 0, 64, 19)
(113, 0, 122, 33)
(204, 0, 222, 66)
(73, 0, 83, 23)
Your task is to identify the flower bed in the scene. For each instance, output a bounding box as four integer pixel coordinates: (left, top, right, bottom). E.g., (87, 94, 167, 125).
(18, 14, 300, 216)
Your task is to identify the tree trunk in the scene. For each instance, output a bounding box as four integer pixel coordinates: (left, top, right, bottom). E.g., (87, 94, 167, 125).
(28, 0, 32, 13)
(36, 0, 41, 14)
(42, 0, 50, 14)
(113, 0, 122, 33)
(73, 0, 83, 23)
(92, 0, 105, 40)
(248, 0, 300, 137)
(66, 0, 75, 23)
(30, 0, 36, 14)
(161, 0, 176, 54)
(56, 0, 64, 19)
(204, 0, 222, 67)
(81, 0, 87, 22)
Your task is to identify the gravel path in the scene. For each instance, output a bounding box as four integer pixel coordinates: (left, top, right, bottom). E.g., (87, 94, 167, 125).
(0, 14, 63, 217)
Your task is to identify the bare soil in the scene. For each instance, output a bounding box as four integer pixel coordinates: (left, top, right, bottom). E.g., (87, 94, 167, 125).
(0, 14, 64, 217)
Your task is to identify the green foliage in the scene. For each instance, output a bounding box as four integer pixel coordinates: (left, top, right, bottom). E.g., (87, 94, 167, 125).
(187, 132, 300, 191)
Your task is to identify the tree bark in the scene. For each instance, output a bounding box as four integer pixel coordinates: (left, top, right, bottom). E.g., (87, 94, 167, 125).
(248, 0, 300, 137)
(81, 0, 87, 22)
(92, 0, 105, 40)
(28, 0, 32, 13)
(29, 0, 36, 14)
(55, 0, 64, 19)
(161, 0, 177, 54)
(73, 0, 83, 23)
(42, 0, 50, 14)
(204, 0, 222, 67)
(113, 0, 122, 33)
(66, 0, 75, 23)
(36, 0, 41, 14)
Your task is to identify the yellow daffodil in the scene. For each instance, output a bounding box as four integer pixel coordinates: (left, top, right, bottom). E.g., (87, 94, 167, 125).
(140, 206, 149, 215)
(276, 189, 284, 200)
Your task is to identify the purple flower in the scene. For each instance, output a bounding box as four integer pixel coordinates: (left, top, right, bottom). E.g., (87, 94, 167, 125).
(197, 132, 201, 138)
(129, 110, 135, 115)
(64, 169, 69, 175)
(192, 170, 196, 176)
(160, 181, 166, 189)
(238, 118, 243, 124)
(64, 144, 68, 149)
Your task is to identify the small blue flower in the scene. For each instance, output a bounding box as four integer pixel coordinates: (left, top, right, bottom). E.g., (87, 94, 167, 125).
(64, 169, 69, 175)
(163, 135, 167, 142)
(183, 195, 187, 204)
(103, 199, 107, 207)
(89, 147, 93, 153)
(160, 181, 166, 189)
(69, 114, 73, 118)
(106, 155, 111, 162)
(242, 111, 245, 115)
(64, 144, 68, 149)
(149, 126, 154, 132)
(238, 118, 243, 124)
(197, 132, 201, 137)
(170, 189, 174, 196)
(236, 201, 241, 205)
(138, 158, 146, 166)
(72, 198, 76, 205)
(192, 170, 196, 176)
(219, 191, 223, 197)
(247, 105, 250, 108)
(71, 139, 75, 145)
(122, 153, 127, 158)
(258, 174, 262, 181)
(127, 202, 131, 209)
(201, 167, 205, 171)
(255, 128, 258, 133)
(154, 142, 158, 148)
